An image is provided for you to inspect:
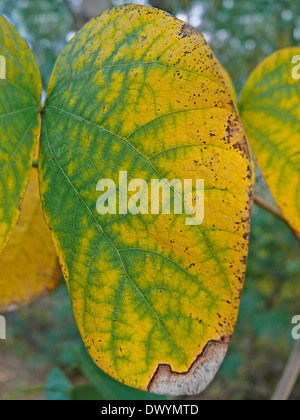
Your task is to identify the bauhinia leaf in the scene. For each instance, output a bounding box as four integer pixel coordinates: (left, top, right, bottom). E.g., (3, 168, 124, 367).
(240, 48, 300, 234)
(0, 169, 60, 312)
(0, 16, 42, 254)
(39, 4, 253, 395)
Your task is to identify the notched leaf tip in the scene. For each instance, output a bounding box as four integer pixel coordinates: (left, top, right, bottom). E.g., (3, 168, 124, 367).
(147, 337, 230, 396)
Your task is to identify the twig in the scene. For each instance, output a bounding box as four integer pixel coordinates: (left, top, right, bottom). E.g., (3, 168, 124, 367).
(254, 195, 300, 241)
(254, 195, 300, 400)
(272, 340, 300, 400)
(62, 0, 86, 30)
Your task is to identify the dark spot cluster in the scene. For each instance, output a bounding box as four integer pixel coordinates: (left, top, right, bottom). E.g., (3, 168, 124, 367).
(179, 23, 201, 38)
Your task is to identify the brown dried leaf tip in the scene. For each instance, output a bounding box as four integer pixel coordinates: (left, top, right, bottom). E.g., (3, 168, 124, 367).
(148, 337, 230, 396)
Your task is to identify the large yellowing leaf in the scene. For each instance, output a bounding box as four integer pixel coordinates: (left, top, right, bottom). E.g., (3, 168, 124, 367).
(240, 48, 300, 234)
(40, 4, 253, 395)
(0, 16, 42, 254)
(0, 169, 60, 312)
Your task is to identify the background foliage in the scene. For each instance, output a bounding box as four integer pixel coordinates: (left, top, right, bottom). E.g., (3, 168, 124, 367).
(0, 0, 299, 400)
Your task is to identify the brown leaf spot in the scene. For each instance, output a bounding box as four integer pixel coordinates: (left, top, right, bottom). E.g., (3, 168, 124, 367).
(179, 23, 201, 38)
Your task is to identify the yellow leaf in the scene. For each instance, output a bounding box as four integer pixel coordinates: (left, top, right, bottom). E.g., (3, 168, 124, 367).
(240, 48, 300, 233)
(40, 4, 253, 395)
(0, 169, 60, 312)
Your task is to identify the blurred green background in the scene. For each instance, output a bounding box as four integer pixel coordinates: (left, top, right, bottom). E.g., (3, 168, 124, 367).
(0, 0, 299, 400)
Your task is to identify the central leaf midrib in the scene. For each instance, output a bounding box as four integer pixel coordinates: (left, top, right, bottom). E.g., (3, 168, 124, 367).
(45, 105, 232, 293)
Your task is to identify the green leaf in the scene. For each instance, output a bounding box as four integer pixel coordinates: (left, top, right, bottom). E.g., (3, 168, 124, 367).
(0, 16, 42, 254)
(45, 368, 72, 401)
(240, 48, 300, 234)
(71, 384, 103, 401)
(39, 4, 253, 395)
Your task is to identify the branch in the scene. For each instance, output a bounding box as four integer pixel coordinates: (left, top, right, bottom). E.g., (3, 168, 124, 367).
(254, 195, 300, 241)
(63, 0, 88, 30)
(272, 340, 300, 400)
(255, 195, 300, 399)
